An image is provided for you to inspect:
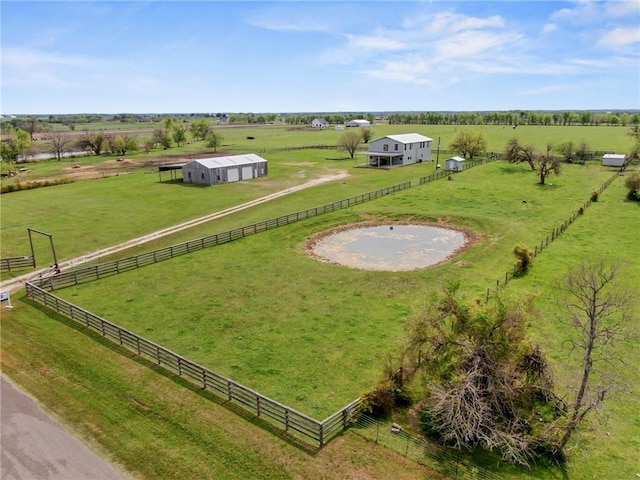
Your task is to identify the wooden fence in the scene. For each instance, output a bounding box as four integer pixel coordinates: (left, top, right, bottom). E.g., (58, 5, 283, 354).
(32, 158, 496, 292)
(0, 255, 35, 272)
(485, 170, 620, 301)
(25, 281, 362, 448)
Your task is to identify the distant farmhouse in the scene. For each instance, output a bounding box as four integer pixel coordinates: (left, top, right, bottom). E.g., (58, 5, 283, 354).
(602, 153, 627, 167)
(182, 154, 268, 186)
(346, 119, 371, 128)
(445, 156, 466, 172)
(311, 118, 329, 129)
(361, 133, 433, 168)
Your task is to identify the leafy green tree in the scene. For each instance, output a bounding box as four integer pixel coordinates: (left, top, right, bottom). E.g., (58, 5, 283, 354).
(361, 128, 373, 144)
(205, 128, 223, 152)
(76, 132, 107, 155)
(449, 130, 487, 159)
(171, 125, 187, 147)
(624, 172, 640, 201)
(555, 141, 574, 162)
(153, 129, 171, 149)
(189, 120, 210, 141)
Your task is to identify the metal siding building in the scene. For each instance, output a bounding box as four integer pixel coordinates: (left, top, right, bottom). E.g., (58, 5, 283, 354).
(445, 156, 466, 171)
(182, 154, 268, 185)
(362, 133, 433, 167)
(602, 153, 627, 167)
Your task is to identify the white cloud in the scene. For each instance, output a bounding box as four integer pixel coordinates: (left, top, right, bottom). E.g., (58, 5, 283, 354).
(346, 34, 406, 51)
(604, 0, 640, 18)
(597, 26, 640, 47)
(521, 85, 570, 95)
(541, 23, 558, 35)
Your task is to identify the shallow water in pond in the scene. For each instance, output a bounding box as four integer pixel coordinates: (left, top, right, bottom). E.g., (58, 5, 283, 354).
(312, 225, 467, 271)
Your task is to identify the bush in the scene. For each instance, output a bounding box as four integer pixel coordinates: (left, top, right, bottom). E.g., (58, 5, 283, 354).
(590, 191, 599, 202)
(513, 244, 534, 275)
(361, 379, 412, 418)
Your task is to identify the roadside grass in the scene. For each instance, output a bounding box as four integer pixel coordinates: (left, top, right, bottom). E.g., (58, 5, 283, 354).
(1, 294, 436, 480)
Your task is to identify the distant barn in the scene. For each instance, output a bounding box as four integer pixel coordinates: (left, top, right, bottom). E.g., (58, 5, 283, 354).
(602, 153, 627, 167)
(182, 154, 268, 186)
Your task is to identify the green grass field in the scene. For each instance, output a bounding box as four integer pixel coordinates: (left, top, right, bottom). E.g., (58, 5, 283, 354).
(1, 124, 638, 479)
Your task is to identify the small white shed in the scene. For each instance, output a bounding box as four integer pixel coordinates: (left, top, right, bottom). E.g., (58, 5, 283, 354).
(602, 153, 627, 167)
(445, 156, 466, 171)
(182, 154, 268, 186)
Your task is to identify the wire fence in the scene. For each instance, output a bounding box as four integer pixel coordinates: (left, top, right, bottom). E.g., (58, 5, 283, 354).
(351, 413, 506, 480)
(485, 170, 621, 302)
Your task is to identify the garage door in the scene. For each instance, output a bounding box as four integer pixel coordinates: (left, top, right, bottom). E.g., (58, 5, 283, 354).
(242, 166, 254, 180)
(227, 168, 240, 182)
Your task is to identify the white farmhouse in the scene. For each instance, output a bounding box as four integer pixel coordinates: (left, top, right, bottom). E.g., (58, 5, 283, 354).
(182, 154, 268, 185)
(311, 118, 329, 129)
(602, 153, 627, 167)
(361, 133, 433, 167)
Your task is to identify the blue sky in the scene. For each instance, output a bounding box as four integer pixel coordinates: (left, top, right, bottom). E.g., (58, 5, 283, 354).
(1, 1, 639, 114)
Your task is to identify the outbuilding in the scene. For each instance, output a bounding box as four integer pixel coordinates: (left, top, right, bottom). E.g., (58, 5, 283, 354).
(445, 156, 466, 172)
(182, 154, 268, 186)
(346, 119, 371, 128)
(602, 153, 627, 167)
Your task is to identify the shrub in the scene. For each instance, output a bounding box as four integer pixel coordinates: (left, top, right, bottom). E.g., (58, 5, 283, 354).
(513, 244, 534, 275)
(361, 379, 412, 418)
(590, 191, 599, 202)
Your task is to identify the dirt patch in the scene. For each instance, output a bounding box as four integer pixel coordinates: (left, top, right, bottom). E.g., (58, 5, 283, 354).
(305, 219, 481, 270)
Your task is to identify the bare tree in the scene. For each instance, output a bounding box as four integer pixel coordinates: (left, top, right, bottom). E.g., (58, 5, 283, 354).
(536, 143, 561, 185)
(503, 138, 535, 170)
(503, 139, 560, 184)
(337, 130, 362, 159)
(45, 132, 72, 161)
(556, 260, 635, 451)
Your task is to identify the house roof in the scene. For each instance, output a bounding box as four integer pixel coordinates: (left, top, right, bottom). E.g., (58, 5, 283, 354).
(602, 153, 626, 159)
(188, 154, 267, 169)
(374, 133, 433, 144)
(312, 118, 328, 124)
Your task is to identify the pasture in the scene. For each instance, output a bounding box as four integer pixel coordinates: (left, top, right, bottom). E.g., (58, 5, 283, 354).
(1, 123, 638, 479)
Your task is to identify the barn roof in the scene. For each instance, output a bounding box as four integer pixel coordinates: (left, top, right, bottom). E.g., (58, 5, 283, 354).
(446, 156, 465, 162)
(602, 153, 626, 159)
(189, 154, 267, 169)
(375, 133, 433, 144)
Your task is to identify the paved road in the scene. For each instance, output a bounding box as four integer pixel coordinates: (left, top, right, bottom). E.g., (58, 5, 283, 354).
(1, 375, 127, 480)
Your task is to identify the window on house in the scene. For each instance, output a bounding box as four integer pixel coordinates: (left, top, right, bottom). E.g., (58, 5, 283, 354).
(201, 173, 205, 180)
(394, 144, 398, 151)
(383, 144, 389, 152)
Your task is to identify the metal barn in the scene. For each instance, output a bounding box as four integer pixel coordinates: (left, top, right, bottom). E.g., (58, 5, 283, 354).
(602, 153, 627, 167)
(445, 156, 466, 172)
(182, 154, 268, 186)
